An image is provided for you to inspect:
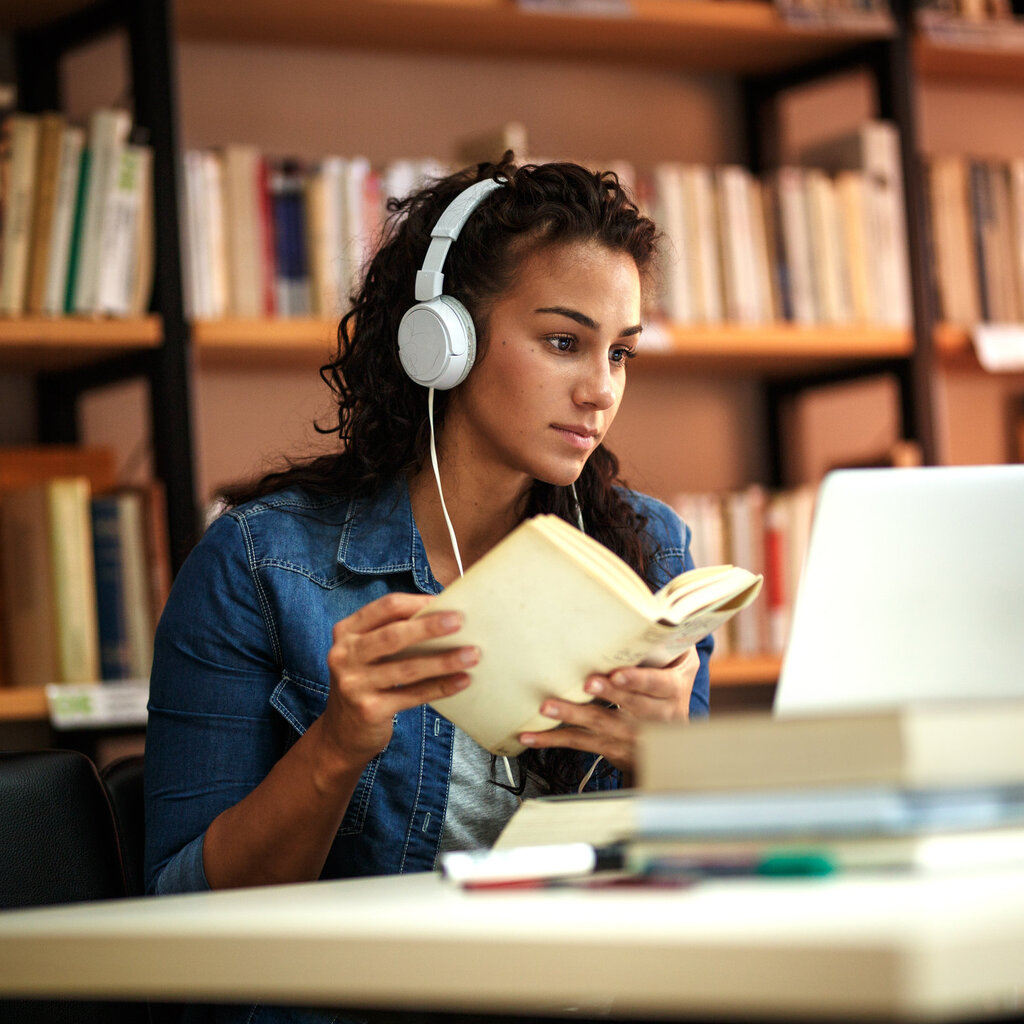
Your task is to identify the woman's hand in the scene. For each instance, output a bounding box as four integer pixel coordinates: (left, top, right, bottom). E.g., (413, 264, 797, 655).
(518, 646, 699, 773)
(319, 592, 479, 770)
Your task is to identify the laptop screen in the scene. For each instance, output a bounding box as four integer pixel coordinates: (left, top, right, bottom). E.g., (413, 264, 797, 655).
(774, 465, 1024, 716)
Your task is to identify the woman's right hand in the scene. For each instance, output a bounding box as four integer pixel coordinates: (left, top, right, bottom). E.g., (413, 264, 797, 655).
(319, 592, 478, 769)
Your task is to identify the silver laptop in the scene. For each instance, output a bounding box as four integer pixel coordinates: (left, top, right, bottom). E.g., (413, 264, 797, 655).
(774, 464, 1024, 716)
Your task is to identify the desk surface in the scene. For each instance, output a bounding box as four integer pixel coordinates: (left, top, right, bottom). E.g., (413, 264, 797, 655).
(1, 868, 1023, 1020)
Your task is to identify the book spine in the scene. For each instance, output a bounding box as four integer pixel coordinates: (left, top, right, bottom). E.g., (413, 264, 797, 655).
(0, 114, 41, 315)
(92, 495, 133, 680)
(62, 146, 92, 313)
(48, 478, 101, 684)
(25, 112, 65, 315)
(41, 125, 84, 315)
(72, 108, 131, 313)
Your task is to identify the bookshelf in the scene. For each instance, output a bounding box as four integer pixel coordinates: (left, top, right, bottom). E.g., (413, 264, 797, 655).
(4, 0, 1019, 717)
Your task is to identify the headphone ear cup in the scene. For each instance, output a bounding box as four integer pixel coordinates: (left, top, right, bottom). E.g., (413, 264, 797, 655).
(397, 294, 477, 390)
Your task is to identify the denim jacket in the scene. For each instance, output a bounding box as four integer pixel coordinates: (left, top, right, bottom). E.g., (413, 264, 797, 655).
(145, 477, 712, 900)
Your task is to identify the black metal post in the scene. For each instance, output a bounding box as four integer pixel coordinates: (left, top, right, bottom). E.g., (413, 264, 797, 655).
(125, 0, 200, 570)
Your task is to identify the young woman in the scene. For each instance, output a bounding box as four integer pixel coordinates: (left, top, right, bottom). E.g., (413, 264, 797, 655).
(145, 157, 712, 915)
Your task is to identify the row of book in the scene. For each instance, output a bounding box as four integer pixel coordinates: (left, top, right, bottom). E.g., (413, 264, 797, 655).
(0, 107, 154, 318)
(926, 155, 1024, 327)
(648, 128, 913, 329)
(670, 484, 817, 660)
(182, 147, 445, 320)
(181, 119, 912, 330)
(0, 458, 170, 689)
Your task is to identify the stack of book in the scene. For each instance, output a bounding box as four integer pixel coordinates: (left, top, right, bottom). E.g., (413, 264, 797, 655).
(488, 702, 1024, 883)
(0, 107, 153, 318)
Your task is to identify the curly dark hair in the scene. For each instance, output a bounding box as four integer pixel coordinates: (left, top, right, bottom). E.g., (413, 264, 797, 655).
(225, 154, 663, 792)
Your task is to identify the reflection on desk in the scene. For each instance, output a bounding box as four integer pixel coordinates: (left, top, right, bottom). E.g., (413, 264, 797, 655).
(1, 869, 1023, 1020)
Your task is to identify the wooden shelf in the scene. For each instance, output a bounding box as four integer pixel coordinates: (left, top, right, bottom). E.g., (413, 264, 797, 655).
(0, 316, 161, 371)
(192, 317, 912, 374)
(916, 36, 1024, 85)
(174, 0, 893, 74)
(0, 687, 49, 723)
(710, 654, 782, 687)
(655, 322, 912, 374)
(933, 323, 1024, 374)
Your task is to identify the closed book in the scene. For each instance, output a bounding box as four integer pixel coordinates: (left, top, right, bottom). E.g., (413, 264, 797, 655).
(91, 491, 155, 680)
(652, 162, 696, 324)
(0, 477, 100, 688)
(71, 107, 132, 313)
(24, 111, 65, 314)
(626, 826, 1024, 876)
(222, 144, 265, 317)
(41, 124, 84, 315)
(773, 166, 818, 325)
(408, 514, 762, 756)
(0, 113, 41, 315)
(638, 701, 1024, 794)
(95, 143, 151, 316)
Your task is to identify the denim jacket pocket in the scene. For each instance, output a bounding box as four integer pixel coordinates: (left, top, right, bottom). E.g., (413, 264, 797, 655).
(270, 671, 380, 836)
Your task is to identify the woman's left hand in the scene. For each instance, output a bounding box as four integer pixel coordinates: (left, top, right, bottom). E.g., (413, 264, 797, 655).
(518, 646, 699, 773)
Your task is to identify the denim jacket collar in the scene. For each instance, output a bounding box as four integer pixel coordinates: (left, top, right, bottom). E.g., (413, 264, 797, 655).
(336, 476, 441, 595)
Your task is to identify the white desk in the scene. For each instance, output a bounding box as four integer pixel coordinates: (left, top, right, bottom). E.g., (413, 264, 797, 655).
(1, 868, 1024, 1021)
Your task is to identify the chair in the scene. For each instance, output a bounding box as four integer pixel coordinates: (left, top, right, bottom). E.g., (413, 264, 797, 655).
(101, 753, 147, 898)
(0, 748, 150, 1024)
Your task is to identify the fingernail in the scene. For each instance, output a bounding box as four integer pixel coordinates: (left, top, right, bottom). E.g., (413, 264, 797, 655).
(452, 674, 471, 690)
(441, 612, 461, 630)
(541, 702, 559, 718)
(520, 734, 537, 746)
(610, 671, 627, 686)
(458, 646, 479, 666)
(586, 678, 604, 696)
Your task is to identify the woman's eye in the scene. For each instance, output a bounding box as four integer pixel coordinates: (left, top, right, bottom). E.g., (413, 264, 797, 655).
(546, 334, 576, 352)
(610, 347, 637, 365)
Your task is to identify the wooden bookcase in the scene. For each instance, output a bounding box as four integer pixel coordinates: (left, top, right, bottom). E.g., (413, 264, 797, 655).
(2, 0, 1021, 725)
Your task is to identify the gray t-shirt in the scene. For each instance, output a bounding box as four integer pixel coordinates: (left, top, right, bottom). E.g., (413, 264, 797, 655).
(438, 726, 543, 856)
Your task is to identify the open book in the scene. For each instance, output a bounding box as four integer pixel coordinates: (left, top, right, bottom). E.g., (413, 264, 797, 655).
(414, 514, 762, 755)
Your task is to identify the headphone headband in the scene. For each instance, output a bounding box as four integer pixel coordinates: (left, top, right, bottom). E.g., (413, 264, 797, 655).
(414, 178, 504, 302)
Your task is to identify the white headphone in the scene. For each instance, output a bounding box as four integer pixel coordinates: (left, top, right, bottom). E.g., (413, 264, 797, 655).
(397, 178, 504, 390)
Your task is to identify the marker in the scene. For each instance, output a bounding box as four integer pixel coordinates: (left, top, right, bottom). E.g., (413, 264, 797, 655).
(441, 842, 625, 886)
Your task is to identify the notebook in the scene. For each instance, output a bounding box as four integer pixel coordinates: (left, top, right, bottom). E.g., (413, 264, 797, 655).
(774, 464, 1024, 716)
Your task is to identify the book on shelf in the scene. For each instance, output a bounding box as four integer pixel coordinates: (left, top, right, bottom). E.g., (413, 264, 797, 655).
(798, 119, 912, 329)
(41, 123, 85, 316)
(24, 111, 65, 315)
(0, 476, 101, 689)
(0, 112, 40, 315)
(268, 157, 312, 317)
(409, 513, 762, 756)
(71, 107, 132, 314)
(452, 121, 528, 167)
(637, 701, 1024, 794)
(669, 484, 815, 660)
(91, 489, 156, 681)
(0, 104, 152, 318)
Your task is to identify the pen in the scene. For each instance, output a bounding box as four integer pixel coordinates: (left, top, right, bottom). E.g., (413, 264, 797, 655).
(639, 850, 836, 880)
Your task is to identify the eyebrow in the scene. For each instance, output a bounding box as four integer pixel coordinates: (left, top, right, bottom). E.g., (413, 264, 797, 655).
(534, 306, 643, 338)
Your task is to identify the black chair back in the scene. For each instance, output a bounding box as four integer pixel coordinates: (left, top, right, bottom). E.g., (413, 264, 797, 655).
(101, 753, 147, 898)
(0, 748, 150, 1024)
